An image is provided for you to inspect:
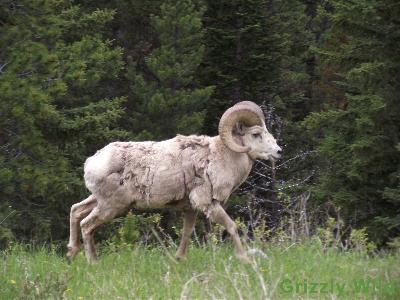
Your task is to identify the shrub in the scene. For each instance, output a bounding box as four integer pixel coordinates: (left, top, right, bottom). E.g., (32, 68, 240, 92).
(105, 212, 162, 251)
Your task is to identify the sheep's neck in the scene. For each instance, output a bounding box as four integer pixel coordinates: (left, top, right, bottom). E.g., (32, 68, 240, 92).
(213, 136, 254, 187)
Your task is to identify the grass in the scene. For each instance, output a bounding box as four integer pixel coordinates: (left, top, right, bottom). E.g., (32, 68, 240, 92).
(1, 241, 399, 299)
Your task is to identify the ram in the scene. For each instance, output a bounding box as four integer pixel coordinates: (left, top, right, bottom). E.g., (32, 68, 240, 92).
(67, 101, 282, 262)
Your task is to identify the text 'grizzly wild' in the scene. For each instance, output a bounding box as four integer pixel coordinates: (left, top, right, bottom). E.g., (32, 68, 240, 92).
(67, 101, 282, 263)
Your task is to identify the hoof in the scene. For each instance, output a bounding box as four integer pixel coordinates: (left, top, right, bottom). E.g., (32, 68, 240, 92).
(66, 245, 79, 260)
(86, 256, 99, 264)
(236, 254, 251, 264)
(175, 254, 187, 262)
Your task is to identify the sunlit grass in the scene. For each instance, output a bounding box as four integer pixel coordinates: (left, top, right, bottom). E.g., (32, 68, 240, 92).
(1, 241, 399, 299)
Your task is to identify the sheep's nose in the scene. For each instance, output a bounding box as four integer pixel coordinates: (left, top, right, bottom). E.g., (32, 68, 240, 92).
(277, 149, 282, 155)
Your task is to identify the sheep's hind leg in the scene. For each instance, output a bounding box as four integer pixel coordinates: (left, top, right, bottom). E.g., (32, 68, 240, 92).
(175, 209, 197, 261)
(207, 203, 250, 263)
(80, 206, 117, 263)
(67, 195, 97, 259)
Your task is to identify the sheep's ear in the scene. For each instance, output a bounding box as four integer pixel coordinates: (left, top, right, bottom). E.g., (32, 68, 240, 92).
(233, 122, 246, 136)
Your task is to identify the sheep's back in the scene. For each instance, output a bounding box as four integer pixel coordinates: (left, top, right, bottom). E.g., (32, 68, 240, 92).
(84, 136, 212, 208)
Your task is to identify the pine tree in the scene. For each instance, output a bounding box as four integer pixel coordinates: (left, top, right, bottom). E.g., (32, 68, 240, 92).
(304, 0, 400, 243)
(0, 0, 127, 244)
(130, 0, 213, 141)
(201, 0, 289, 134)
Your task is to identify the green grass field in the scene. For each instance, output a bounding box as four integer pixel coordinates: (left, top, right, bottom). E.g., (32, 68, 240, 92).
(1, 242, 399, 299)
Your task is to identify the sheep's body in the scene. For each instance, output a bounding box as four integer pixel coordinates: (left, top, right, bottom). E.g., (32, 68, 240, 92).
(84, 135, 252, 213)
(67, 101, 281, 263)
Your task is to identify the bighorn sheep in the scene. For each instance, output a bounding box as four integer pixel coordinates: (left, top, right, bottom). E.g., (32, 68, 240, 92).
(67, 101, 281, 262)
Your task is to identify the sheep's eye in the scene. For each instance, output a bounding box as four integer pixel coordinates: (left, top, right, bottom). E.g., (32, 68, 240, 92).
(252, 133, 261, 139)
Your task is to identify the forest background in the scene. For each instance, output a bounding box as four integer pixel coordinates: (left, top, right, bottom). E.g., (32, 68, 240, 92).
(0, 0, 399, 249)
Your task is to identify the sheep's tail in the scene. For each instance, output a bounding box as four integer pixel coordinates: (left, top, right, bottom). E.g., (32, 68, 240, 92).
(84, 144, 117, 193)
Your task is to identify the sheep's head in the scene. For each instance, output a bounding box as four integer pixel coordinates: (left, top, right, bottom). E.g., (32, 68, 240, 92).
(219, 101, 282, 161)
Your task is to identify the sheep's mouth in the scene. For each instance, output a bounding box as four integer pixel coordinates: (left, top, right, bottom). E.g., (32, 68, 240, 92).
(269, 153, 281, 161)
(257, 152, 280, 161)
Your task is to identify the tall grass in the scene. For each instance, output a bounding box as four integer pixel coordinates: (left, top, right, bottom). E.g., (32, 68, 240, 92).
(1, 241, 399, 299)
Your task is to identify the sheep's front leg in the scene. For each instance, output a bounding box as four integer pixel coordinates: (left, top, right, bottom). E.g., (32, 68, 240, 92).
(207, 203, 250, 263)
(175, 210, 197, 261)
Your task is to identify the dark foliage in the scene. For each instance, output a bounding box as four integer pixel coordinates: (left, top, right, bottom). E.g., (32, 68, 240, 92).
(0, 0, 398, 248)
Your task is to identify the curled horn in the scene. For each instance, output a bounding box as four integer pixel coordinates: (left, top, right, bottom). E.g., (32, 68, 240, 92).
(218, 101, 265, 153)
